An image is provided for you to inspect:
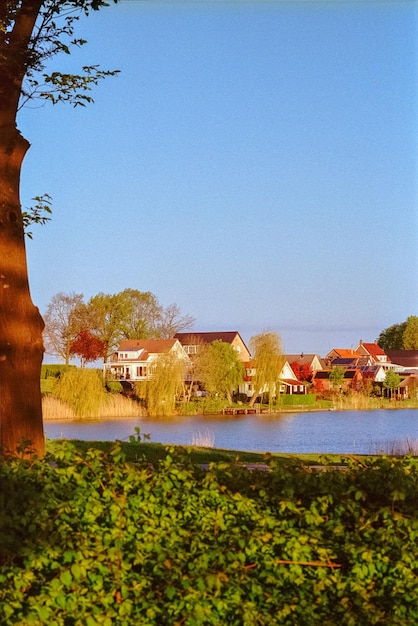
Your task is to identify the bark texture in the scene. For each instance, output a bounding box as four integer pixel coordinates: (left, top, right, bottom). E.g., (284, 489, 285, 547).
(0, 124, 45, 456)
(0, 0, 45, 456)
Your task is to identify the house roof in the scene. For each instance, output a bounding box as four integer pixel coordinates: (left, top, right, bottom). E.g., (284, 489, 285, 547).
(399, 374, 418, 388)
(286, 354, 319, 366)
(331, 357, 358, 366)
(328, 349, 359, 358)
(357, 342, 387, 358)
(281, 378, 307, 386)
(175, 331, 245, 346)
(117, 338, 178, 354)
(386, 350, 418, 368)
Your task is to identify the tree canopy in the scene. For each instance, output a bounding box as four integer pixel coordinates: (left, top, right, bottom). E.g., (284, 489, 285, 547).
(403, 316, 418, 350)
(43, 289, 194, 364)
(197, 340, 244, 404)
(376, 317, 418, 351)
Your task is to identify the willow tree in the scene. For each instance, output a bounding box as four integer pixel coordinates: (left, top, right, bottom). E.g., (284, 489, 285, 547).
(0, 0, 118, 455)
(249, 332, 284, 407)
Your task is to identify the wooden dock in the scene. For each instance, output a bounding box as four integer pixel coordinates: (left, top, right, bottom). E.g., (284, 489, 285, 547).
(222, 407, 264, 415)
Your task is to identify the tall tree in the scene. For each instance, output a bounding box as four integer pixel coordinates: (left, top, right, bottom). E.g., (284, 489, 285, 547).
(119, 288, 163, 340)
(376, 321, 407, 351)
(86, 292, 128, 362)
(157, 303, 195, 339)
(197, 340, 244, 404)
(403, 316, 418, 350)
(0, 0, 118, 455)
(249, 332, 284, 407)
(43, 291, 85, 364)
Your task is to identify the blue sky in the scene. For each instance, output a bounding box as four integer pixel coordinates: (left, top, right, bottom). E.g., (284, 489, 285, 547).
(19, 0, 418, 356)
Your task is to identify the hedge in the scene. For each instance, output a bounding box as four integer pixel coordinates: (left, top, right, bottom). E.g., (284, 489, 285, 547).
(1, 444, 417, 625)
(279, 393, 316, 406)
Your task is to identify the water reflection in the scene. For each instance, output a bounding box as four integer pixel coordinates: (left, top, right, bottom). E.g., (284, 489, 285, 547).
(44, 409, 418, 455)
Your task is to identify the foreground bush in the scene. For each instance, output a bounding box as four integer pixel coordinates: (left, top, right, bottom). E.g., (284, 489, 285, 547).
(1, 444, 417, 625)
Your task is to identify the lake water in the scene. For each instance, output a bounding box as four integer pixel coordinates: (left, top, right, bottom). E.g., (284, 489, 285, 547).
(44, 409, 418, 455)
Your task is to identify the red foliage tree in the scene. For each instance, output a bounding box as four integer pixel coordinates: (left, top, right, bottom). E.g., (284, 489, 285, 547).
(290, 361, 301, 380)
(300, 363, 313, 381)
(291, 360, 313, 382)
(70, 330, 106, 367)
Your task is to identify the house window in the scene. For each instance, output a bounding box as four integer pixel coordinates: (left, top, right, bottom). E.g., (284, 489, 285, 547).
(185, 345, 197, 355)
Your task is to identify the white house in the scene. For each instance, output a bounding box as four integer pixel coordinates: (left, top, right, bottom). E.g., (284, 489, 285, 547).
(104, 338, 189, 382)
(240, 359, 307, 399)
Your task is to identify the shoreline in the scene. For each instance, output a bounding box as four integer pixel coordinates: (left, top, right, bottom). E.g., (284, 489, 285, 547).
(42, 403, 418, 421)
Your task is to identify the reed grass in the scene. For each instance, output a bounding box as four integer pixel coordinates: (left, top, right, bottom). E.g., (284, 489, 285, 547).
(369, 438, 418, 456)
(97, 395, 143, 418)
(42, 396, 76, 420)
(191, 429, 215, 448)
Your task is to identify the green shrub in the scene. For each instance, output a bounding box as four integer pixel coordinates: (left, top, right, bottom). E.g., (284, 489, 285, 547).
(1, 446, 418, 625)
(106, 380, 124, 394)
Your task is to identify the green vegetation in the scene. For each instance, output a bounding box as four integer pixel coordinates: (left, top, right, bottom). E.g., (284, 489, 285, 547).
(1, 442, 417, 624)
(138, 353, 186, 417)
(49, 438, 332, 466)
(197, 340, 245, 404)
(249, 332, 284, 407)
(377, 316, 418, 350)
(278, 393, 316, 407)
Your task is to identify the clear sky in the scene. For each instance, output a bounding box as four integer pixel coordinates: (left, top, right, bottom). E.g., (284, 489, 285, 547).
(18, 0, 418, 356)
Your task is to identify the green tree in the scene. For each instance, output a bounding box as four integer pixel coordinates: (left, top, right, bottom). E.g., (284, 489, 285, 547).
(119, 288, 164, 340)
(86, 292, 128, 362)
(383, 370, 401, 400)
(249, 332, 284, 407)
(403, 316, 418, 350)
(198, 340, 244, 404)
(0, 0, 118, 456)
(376, 321, 407, 351)
(329, 366, 345, 393)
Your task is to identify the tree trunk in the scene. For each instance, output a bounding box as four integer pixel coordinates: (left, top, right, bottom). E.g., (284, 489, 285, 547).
(0, 123, 45, 456)
(248, 390, 259, 407)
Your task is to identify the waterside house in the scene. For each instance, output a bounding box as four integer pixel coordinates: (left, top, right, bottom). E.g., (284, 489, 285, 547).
(104, 338, 189, 382)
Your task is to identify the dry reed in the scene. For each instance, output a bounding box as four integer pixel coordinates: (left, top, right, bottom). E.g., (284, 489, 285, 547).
(191, 429, 215, 448)
(42, 394, 142, 420)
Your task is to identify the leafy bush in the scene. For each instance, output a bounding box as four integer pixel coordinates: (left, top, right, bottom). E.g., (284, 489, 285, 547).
(1, 446, 418, 624)
(106, 381, 124, 394)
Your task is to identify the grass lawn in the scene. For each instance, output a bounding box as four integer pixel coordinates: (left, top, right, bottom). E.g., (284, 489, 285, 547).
(46, 438, 360, 466)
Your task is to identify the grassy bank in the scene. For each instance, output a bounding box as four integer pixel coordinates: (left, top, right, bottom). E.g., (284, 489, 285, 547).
(47, 438, 344, 467)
